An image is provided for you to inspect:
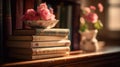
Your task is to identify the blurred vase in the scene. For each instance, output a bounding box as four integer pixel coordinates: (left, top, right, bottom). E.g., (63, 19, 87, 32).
(80, 30, 100, 52)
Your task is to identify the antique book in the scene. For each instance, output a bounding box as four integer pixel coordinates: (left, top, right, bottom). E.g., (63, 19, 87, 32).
(8, 46, 70, 55)
(13, 28, 69, 36)
(9, 52, 69, 60)
(7, 40, 71, 48)
(9, 35, 68, 41)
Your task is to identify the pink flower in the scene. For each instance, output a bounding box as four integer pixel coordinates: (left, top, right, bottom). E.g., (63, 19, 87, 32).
(98, 3, 104, 12)
(23, 3, 56, 21)
(25, 9, 36, 16)
(49, 7, 54, 14)
(37, 3, 48, 14)
(40, 9, 51, 20)
(80, 17, 85, 24)
(84, 13, 98, 23)
(90, 6, 96, 10)
(83, 7, 91, 14)
(23, 9, 40, 21)
(50, 14, 55, 20)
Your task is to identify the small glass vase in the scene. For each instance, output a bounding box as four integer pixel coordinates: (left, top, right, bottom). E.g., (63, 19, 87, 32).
(80, 30, 100, 52)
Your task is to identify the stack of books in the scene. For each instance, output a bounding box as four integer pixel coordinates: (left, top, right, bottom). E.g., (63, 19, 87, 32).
(7, 28, 71, 60)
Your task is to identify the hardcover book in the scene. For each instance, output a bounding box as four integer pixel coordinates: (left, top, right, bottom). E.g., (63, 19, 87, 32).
(9, 35, 68, 41)
(7, 40, 71, 48)
(8, 46, 70, 55)
(13, 28, 69, 36)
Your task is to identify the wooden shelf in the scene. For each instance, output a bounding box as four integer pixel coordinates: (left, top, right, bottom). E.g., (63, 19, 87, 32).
(1, 45, 120, 67)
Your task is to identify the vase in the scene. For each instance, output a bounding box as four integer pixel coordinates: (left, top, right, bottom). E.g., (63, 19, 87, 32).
(80, 30, 100, 52)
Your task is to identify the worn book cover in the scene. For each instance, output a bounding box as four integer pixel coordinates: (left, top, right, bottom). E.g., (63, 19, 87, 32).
(8, 46, 70, 55)
(7, 40, 71, 48)
(9, 35, 68, 41)
(13, 28, 69, 36)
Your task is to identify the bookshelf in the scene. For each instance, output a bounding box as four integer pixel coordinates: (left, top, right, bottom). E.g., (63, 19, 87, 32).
(0, 0, 81, 63)
(1, 0, 120, 66)
(42, 0, 81, 50)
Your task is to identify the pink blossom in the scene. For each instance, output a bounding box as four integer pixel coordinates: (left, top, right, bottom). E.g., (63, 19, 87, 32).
(80, 17, 85, 24)
(83, 7, 91, 14)
(50, 14, 55, 20)
(40, 9, 51, 20)
(25, 9, 36, 16)
(98, 3, 104, 12)
(37, 3, 48, 14)
(49, 7, 54, 14)
(23, 9, 40, 21)
(90, 6, 96, 10)
(84, 13, 98, 23)
(23, 3, 56, 21)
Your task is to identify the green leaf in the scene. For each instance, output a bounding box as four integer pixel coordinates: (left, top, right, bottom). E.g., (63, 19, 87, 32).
(80, 23, 88, 32)
(94, 20, 103, 30)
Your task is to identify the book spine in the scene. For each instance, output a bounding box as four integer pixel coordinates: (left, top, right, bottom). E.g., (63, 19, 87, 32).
(4, 0, 12, 35)
(31, 40, 70, 48)
(7, 40, 71, 48)
(71, 4, 80, 50)
(32, 36, 68, 41)
(36, 29, 69, 36)
(59, 3, 67, 28)
(16, 0, 24, 29)
(13, 29, 69, 36)
(9, 35, 68, 41)
(24, 0, 35, 13)
(13, 30, 35, 35)
(32, 47, 70, 55)
(9, 46, 70, 55)
(0, 0, 3, 62)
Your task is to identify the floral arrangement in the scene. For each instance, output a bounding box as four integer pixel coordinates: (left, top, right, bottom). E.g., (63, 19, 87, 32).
(22, 3, 58, 29)
(79, 3, 104, 32)
(23, 3, 55, 21)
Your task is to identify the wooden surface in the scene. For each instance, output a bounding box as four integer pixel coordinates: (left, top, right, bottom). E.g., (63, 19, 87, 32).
(1, 45, 120, 67)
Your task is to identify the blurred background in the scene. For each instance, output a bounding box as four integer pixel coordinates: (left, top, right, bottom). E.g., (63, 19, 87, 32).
(0, 0, 120, 63)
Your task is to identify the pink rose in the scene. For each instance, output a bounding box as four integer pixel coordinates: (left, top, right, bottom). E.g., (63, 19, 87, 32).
(90, 6, 96, 10)
(37, 3, 48, 14)
(25, 9, 36, 16)
(98, 3, 104, 12)
(23, 9, 40, 21)
(50, 14, 55, 20)
(83, 7, 91, 14)
(49, 7, 54, 14)
(84, 13, 98, 23)
(40, 9, 51, 20)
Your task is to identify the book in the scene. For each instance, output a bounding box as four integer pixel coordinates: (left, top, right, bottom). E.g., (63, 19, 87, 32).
(16, 0, 23, 29)
(8, 46, 70, 55)
(24, 0, 34, 13)
(9, 52, 69, 60)
(7, 40, 71, 48)
(0, 0, 3, 62)
(4, 0, 12, 35)
(13, 28, 69, 36)
(9, 35, 68, 41)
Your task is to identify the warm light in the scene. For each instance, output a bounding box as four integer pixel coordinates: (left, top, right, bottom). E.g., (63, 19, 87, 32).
(108, 3, 120, 31)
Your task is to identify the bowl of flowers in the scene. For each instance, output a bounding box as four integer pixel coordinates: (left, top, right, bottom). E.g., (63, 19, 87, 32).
(23, 3, 59, 29)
